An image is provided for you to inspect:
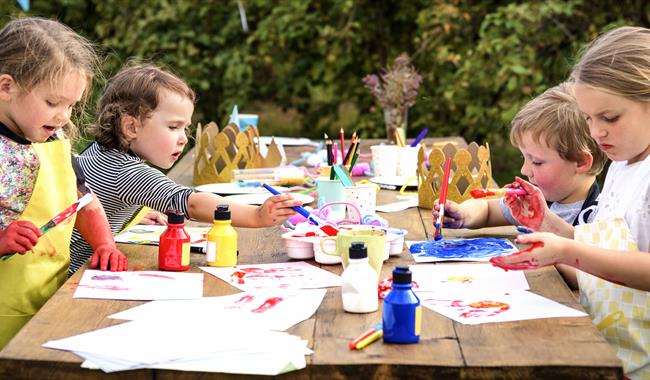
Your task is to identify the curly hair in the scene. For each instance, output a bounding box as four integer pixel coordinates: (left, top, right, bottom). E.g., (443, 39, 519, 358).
(89, 63, 195, 151)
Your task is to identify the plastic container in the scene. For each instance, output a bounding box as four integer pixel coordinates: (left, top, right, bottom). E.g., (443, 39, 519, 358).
(232, 167, 304, 185)
(206, 205, 238, 267)
(158, 211, 191, 271)
(341, 242, 379, 313)
(382, 265, 421, 343)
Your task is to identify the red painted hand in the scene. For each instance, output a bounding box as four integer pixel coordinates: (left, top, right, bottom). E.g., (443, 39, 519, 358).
(503, 177, 547, 230)
(490, 232, 568, 271)
(90, 244, 128, 272)
(0, 220, 41, 255)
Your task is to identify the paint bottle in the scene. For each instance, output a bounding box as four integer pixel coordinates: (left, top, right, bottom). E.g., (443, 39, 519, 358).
(382, 265, 421, 344)
(158, 210, 191, 271)
(341, 242, 378, 313)
(206, 204, 238, 267)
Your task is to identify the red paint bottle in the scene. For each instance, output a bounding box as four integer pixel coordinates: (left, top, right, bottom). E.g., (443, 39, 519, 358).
(158, 211, 191, 271)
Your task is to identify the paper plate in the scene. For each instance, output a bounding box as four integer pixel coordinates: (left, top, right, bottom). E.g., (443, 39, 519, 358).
(224, 192, 314, 206)
(370, 176, 418, 188)
(195, 182, 283, 195)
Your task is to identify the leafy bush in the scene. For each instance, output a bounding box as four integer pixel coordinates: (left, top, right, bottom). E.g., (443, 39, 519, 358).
(1, 0, 648, 183)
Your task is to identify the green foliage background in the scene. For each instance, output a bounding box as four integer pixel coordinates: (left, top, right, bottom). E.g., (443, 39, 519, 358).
(1, 0, 649, 183)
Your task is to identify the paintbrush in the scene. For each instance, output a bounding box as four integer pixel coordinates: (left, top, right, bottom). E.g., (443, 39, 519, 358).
(470, 188, 527, 199)
(434, 157, 452, 241)
(1, 193, 94, 261)
(262, 183, 339, 236)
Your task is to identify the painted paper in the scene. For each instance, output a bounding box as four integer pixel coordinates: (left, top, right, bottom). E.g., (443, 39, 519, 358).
(409, 263, 529, 292)
(73, 270, 203, 300)
(410, 237, 518, 263)
(201, 261, 341, 292)
(114, 224, 209, 250)
(418, 289, 586, 325)
(109, 289, 327, 331)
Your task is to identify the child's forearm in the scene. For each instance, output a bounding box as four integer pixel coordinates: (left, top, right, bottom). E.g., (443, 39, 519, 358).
(188, 192, 264, 227)
(539, 212, 574, 238)
(564, 240, 650, 291)
(75, 196, 115, 248)
(458, 199, 508, 228)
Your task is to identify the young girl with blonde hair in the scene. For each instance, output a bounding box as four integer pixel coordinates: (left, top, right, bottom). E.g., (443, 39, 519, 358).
(0, 17, 127, 348)
(495, 26, 650, 378)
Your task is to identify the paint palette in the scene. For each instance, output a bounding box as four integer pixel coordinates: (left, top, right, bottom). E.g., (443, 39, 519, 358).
(409, 237, 518, 263)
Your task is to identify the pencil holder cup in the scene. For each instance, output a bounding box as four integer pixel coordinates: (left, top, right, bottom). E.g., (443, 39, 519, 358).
(416, 141, 493, 209)
(343, 183, 377, 220)
(317, 179, 345, 216)
(320, 229, 387, 277)
(397, 146, 420, 177)
(370, 145, 399, 177)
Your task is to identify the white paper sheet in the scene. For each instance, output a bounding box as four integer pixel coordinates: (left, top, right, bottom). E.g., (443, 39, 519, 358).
(73, 270, 203, 300)
(109, 289, 327, 331)
(375, 198, 419, 213)
(44, 320, 308, 374)
(409, 263, 529, 292)
(201, 261, 341, 291)
(417, 289, 587, 325)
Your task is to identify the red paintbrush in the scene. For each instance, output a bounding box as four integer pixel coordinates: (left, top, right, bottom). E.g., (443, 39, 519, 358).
(434, 157, 452, 240)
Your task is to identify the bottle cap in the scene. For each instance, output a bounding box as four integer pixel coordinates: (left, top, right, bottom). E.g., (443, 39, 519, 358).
(166, 209, 184, 225)
(348, 242, 367, 259)
(392, 265, 412, 284)
(214, 204, 231, 220)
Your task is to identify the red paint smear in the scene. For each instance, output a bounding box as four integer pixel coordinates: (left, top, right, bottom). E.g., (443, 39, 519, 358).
(251, 297, 283, 313)
(50, 201, 81, 226)
(489, 242, 543, 271)
(77, 284, 129, 291)
(139, 273, 175, 280)
(378, 277, 419, 299)
(470, 189, 495, 199)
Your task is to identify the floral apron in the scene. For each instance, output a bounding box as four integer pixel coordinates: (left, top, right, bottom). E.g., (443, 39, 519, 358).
(575, 158, 650, 379)
(0, 139, 77, 349)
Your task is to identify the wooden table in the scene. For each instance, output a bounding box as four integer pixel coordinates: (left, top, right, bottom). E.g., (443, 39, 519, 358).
(0, 137, 623, 379)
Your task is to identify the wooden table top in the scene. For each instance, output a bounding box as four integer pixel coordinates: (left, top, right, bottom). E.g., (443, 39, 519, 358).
(0, 137, 623, 379)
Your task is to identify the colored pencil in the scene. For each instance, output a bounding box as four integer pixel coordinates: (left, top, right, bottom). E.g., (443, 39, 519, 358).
(410, 128, 429, 147)
(340, 128, 345, 163)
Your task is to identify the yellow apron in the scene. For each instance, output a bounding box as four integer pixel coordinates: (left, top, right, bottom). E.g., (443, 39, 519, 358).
(575, 159, 650, 379)
(0, 139, 77, 349)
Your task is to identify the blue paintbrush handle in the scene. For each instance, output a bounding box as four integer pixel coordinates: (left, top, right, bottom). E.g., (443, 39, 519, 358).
(261, 183, 319, 225)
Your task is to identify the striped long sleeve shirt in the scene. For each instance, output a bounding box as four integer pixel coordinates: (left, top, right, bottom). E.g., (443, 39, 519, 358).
(69, 141, 193, 276)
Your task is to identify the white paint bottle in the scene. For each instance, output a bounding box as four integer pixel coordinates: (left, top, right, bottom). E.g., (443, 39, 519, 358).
(342, 242, 378, 313)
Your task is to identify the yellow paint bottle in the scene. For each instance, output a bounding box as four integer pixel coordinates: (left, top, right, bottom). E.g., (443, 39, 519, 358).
(206, 205, 238, 267)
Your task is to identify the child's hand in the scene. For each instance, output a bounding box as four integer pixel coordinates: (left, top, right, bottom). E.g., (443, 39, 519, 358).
(89, 244, 128, 272)
(140, 210, 167, 225)
(490, 232, 568, 270)
(257, 194, 301, 226)
(0, 220, 42, 255)
(432, 199, 464, 229)
(503, 177, 548, 230)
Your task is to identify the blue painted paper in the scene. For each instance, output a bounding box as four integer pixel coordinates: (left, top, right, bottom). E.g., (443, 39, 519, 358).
(410, 238, 517, 263)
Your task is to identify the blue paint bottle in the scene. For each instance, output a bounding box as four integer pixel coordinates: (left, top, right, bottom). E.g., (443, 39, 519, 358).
(382, 265, 421, 344)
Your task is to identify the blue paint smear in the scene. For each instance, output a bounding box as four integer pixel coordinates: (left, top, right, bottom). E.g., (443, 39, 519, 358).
(410, 238, 517, 259)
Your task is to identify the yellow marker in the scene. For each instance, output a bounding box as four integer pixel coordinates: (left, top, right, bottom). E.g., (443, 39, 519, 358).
(355, 329, 383, 350)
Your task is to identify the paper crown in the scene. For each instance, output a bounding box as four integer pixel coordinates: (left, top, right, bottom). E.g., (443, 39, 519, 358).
(417, 142, 493, 209)
(193, 122, 283, 185)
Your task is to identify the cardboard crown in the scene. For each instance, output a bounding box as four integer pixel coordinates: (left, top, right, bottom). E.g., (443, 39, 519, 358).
(193, 122, 283, 185)
(417, 142, 493, 209)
